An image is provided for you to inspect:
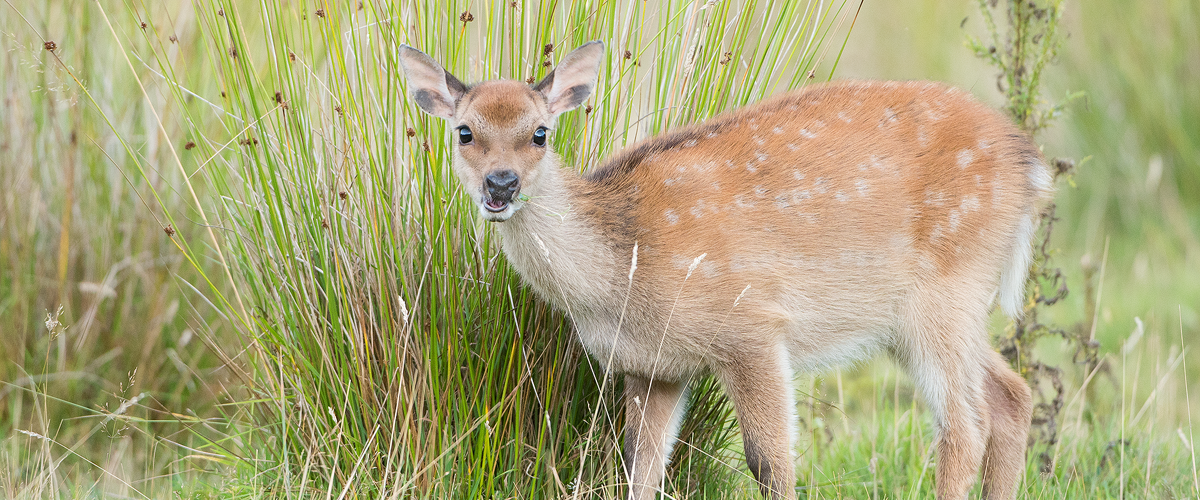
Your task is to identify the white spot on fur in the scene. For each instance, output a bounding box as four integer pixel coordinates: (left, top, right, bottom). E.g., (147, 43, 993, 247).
(813, 177, 829, 194)
(948, 209, 961, 232)
(706, 130, 719, 139)
(924, 189, 947, 206)
(664, 209, 679, 225)
(855, 179, 870, 197)
(868, 154, 893, 172)
(683, 139, 698, 148)
(978, 138, 992, 150)
(689, 199, 719, 218)
(880, 107, 899, 127)
(699, 260, 721, 278)
(772, 126, 785, 135)
(930, 224, 944, 242)
(792, 170, 805, 180)
(754, 185, 768, 198)
(754, 135, 766, 145)
(786, 143, 799, 151)
(834, 191, 850, 202)
(756, 151, 770, 162)
(791, 189, 811, 202)
(711, 182, 721, 191)
(745, 162, 758, 173)
(774, 196, 790, 210)
(961, 195, 981, 213)
(957, 149, 974, 169)
(837, 111, 852, 123)
(799, 128, 817, 139)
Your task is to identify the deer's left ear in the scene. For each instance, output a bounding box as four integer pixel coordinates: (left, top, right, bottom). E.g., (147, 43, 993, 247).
(399, 44, 468, 119)
(534, 41, 604, 117)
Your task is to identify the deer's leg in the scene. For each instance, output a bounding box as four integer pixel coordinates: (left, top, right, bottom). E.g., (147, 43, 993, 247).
(719, 346, 797, 500)
(979, 351, 1032, 499)
(624, 374, 689, 500)
(897, 304, 990, 500)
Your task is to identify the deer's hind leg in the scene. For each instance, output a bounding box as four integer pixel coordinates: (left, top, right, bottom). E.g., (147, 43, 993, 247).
(979, 351, 1032, 499)
(896, 296, 993, 499)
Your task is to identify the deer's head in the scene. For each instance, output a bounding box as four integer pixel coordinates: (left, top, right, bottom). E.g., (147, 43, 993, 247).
(399, 42, 604, 221)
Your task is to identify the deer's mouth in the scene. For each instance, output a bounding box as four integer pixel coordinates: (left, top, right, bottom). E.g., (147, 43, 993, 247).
(484, 198, 509, 213)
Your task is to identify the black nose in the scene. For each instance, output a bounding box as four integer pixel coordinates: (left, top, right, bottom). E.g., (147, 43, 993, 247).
(485, 170, 520, 202)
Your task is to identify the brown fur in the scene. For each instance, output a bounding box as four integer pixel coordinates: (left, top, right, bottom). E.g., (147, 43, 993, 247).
(401, 42, 1046, 500)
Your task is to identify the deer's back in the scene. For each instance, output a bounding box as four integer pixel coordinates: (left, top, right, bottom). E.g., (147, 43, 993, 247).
(575, 81, 1045, 373)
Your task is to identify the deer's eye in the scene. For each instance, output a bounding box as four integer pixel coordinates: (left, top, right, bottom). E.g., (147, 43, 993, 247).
(458, 126, 473, 145)
(532, 126, 547, 147)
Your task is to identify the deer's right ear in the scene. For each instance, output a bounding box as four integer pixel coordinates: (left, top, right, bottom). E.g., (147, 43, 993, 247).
(399, 45, 467, 119)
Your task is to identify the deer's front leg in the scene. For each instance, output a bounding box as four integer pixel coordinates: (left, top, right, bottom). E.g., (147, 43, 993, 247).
(720, 347, 798, 499)
(624, 374, 689, 500)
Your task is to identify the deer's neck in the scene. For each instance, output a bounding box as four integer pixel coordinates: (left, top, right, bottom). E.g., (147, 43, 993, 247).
(494, 165, 620, 314)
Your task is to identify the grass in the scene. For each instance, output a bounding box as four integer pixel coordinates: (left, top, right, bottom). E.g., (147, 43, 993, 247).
(2, 0, 1197, 498)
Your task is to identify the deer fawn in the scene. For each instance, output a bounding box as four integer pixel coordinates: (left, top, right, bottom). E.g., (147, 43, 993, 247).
(400, 41, 1049, 499)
